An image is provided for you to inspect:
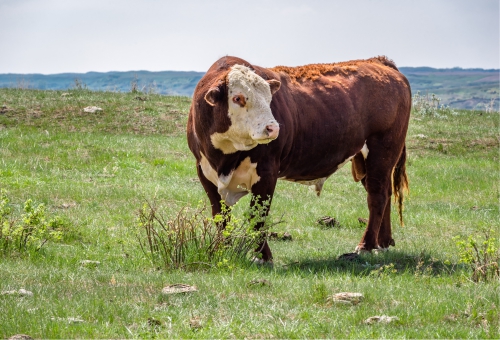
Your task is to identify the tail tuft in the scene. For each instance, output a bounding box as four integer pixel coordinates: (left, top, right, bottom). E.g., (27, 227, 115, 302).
(393, 145, 409, 226)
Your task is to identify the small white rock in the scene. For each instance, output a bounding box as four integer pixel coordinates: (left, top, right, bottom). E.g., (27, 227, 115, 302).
(161, 284, 197, 294)
(1, 289, 33, 297)
(364, 315, 399, 324)
(80, 260, 101, 267)
(8, 334, 34, 340)
(83, 106, 103, 113)
(415, 134, 428, 139)
(51, 317, 84, 324)
(329, 292, 364, 304)
(17, 289, 33, 297)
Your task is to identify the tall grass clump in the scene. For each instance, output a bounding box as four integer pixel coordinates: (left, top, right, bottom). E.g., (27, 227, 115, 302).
(136, 198, 275, 270)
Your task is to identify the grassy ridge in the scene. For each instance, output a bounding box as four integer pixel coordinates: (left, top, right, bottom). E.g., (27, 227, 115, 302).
(0, 89, 498, 338)
(0, 71, 204, 96)
(1, 67, 498, 110)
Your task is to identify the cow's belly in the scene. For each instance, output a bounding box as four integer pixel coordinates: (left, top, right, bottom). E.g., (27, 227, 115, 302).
(279, 142, 369, 196)
(200, 153, 260, 206)
(279, 177, 329, 197)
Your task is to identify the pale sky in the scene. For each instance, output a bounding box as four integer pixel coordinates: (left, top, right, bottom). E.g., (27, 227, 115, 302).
(0, 0, 498, 74)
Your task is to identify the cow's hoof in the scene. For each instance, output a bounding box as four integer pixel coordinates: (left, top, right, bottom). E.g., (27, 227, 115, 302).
(378, 239, 395, 248)
(355, 245, 388, 254)
(251, 257, 274, 267)
(373, 247, 389, 254)
(354, 245, 372, 254)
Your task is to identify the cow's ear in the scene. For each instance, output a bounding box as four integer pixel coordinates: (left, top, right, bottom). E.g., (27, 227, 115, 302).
(204, 80, 225, 106)
(267, 79, 281, 95)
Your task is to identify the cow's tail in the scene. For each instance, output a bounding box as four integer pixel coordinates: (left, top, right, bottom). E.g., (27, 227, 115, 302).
(392, 144, 409, 226)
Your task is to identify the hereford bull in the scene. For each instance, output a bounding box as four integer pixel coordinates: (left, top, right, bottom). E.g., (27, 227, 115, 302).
(187, 56, 410, 262)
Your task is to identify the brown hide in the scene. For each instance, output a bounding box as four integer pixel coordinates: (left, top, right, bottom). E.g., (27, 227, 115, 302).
(187, 56, 411, 261)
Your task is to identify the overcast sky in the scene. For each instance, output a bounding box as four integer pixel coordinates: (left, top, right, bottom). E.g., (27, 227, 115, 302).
(0, 0, 498, 74)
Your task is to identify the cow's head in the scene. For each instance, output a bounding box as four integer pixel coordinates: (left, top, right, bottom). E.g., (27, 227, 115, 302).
(204, 64, 281, 154)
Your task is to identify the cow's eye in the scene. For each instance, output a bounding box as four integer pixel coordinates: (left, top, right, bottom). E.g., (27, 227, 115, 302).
(232, 95, 246, 107)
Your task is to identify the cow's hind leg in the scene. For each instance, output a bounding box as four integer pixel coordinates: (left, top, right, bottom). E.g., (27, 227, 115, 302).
(377, 197, 395, 249)
(356, 180, 395, 251)
(356, 138, 402, 253)
(352, 152, 394, 251)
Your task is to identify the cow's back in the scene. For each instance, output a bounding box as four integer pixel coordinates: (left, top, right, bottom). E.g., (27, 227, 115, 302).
(269, 57, 411, 181)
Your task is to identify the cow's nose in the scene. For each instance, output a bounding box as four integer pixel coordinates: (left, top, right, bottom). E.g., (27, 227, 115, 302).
(266, 124, 280, 139)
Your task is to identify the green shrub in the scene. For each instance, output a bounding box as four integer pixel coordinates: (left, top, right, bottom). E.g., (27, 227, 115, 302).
(136, 198, 275, 270)
(0, 191, 66, 255)
(454, 228, 500, 282)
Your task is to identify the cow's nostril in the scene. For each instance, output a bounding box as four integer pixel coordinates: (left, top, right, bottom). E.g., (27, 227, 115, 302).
(265, 124, 280, 139)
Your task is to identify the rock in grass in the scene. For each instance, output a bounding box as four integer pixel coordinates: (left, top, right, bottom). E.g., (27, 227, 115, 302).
(358, 217, 368, 226)
(317, 216, 341, 228)
(147, 317, 161, 327)
(161, 284, 197, 294)
(83, 106, 103, 113)
(51, 317, 85, 323)
(1, 289, 33, 297)
(268, 231, 293, 241)
(251, 257, 274, 267)
(80, 260, 100, 267)
(328, 292, 364, 305)
(0, 105, 11, 114)
(248, 279, 271, 286)
(8, 335, 34, 340)
(189, 316, 203, 330)
(364, 315, 399, 324)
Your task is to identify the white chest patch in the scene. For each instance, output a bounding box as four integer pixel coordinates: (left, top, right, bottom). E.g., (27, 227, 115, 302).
(199, 153, 260, 206)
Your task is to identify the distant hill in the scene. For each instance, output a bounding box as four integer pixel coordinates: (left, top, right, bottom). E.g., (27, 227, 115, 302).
(0, 70, 204, 97)
(399, 67, 499, 111)
(0, 67, 498, 110)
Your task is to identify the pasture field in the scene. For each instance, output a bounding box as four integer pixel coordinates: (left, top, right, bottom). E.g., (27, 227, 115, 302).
(0, 88, 498, 338)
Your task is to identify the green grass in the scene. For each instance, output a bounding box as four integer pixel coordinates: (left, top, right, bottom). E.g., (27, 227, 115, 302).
(0, 88, 499, 338)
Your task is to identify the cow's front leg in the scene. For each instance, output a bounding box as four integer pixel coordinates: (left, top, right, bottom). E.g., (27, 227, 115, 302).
(196, 163, 223, 218)
(249, 169, 278, 263)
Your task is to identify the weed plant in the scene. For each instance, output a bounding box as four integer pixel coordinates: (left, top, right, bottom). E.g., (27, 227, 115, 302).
(136, 198, 273, 270)
(0, 191, 67, 255)
(454, 228, 499, 282)
(412, 91, 458, 117)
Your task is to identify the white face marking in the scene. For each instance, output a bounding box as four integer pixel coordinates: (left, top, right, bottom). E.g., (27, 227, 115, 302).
(361, 142, 369, 159)
(210, 65, 280, 154)
(199, 154, 261, 206)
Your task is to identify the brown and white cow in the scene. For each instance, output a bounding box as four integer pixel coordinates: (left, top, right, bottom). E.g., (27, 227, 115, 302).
(187, 56, 410, 262)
